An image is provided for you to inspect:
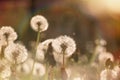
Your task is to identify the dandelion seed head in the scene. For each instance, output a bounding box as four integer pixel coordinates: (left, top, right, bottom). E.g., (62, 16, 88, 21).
(0, 26, 17, 43)
(100, 69, 117, 80)
(36, 39, 54, 61)
(52, 35, 76, 57)
(30, 15, 48, 32)
(4, 43, 28, 64)
(33, 62, 45, 76)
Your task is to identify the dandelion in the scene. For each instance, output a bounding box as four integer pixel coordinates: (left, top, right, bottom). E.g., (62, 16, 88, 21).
(30, 14, 49, 80)
(36, 39, 54, 61)
(52, 35, 76, 68)
(0, 26, 17, 44)
(4, 43, 28, 64)
(30, 15, 48, 32)
(52, 35, 76, 57)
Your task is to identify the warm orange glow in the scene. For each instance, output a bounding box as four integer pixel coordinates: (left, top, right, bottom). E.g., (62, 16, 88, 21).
(81, 0, 120, 16)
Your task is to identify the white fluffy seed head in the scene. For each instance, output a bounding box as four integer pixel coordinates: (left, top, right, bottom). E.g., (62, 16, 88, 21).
(0, 26, 17, 44)
(4, 43, 28, 64)
(52, 35, 76, 57)
(36, 39, 54, 61)
(30, 15, 48, 32)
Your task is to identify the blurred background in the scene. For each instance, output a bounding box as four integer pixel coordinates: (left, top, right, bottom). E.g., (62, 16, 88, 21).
(0, 0, 120, 60)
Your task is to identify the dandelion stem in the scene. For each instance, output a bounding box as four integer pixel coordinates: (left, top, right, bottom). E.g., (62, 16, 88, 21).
(30, 30, 40, 80)
(63, 51, 65, 68)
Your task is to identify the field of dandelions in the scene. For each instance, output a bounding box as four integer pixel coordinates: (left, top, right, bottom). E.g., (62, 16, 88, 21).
(0, 14, 120, 80)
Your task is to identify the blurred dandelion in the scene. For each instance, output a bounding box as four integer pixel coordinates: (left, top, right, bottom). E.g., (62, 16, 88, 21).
(0, 26, 17, 44)
(4, 43, 28, 64)
(52, 35, 76, 69)
(30, 15, 48, 32)
(36, 39, 54, 62)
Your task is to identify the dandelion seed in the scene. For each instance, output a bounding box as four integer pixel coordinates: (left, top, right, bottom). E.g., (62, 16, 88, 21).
(0, 26, 17, 44)
(100, 69, 117, 80)
(30, 15, 48, 32)
(36, 39, 54, 61)
(4, 43, 28, 64)
(52, 35, 76, 57)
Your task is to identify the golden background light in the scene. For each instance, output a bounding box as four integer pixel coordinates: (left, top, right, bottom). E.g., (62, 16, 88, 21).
(81, 0, 120, 16)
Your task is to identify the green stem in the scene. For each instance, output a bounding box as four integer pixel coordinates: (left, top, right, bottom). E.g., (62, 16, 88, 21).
(30, 31, 40, 80)
(63, 51, 65, 68)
